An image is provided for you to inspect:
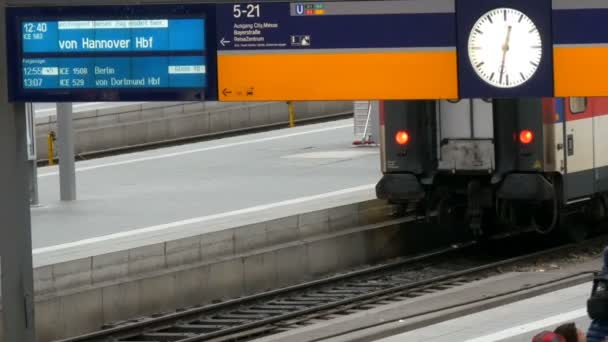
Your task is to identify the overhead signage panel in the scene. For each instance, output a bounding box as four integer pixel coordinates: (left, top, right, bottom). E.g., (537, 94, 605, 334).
(7, 5, 218, 102)
(9, 0, 608, 102)
(215, 0, 459, 101)
(216, 1, 454, 51)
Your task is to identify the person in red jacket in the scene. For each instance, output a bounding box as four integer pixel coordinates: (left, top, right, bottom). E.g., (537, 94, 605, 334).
(533, 331, 566, 342)
(555, 322, 586, 342)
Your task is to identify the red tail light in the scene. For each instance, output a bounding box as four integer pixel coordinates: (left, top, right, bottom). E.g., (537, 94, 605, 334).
(395, 131, 409, 145)
(519, 130, 534, 144)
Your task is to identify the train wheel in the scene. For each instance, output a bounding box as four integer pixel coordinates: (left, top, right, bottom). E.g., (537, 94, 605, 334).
(556, 214, 589, 243)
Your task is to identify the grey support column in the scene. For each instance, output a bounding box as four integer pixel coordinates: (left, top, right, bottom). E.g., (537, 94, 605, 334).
(26, 103, 39, 206)
(370, 101, 380, 145)
(0, 2, 37, 340)
(56, 102, 76, 201)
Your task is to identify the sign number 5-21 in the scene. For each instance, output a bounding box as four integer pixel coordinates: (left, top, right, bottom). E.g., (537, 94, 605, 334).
(233, 4, 261, 18)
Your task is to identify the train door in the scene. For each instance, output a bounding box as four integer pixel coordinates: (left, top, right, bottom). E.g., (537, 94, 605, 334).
(436, 99, 494, 172)
(564, 97, 595, 200)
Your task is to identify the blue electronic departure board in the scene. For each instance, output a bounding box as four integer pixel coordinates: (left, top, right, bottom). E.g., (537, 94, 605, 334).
(22, 56, 207, 89)
(22, 20, 205, 53)
(7, 5, 218, 102)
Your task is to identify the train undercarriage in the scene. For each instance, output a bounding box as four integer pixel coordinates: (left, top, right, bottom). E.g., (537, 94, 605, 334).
(379, 170, 608, 243)
(377, 98, 608, 242)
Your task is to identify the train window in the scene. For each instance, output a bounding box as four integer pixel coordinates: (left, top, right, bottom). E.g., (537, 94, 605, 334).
(570, 97, 587, 114)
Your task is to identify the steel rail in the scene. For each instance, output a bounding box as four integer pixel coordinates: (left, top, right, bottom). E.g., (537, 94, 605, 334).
(56, 240, 476, 342)
(56, 234, 608, 342)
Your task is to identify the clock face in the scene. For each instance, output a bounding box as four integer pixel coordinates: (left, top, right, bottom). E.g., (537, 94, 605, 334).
(467, 8, 542, 88)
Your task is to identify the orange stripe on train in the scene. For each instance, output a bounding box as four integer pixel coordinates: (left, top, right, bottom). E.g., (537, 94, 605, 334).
(217, 51, 458, 101)
(554, 46, 608, 97)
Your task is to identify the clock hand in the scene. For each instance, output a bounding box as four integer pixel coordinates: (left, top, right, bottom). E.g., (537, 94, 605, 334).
(499, 25, 512, 84)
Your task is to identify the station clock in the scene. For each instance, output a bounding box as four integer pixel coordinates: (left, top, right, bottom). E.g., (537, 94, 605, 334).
(467, 8, 543, 89)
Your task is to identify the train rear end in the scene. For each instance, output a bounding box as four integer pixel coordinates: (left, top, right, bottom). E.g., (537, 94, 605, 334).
(376, 98, 560, 238)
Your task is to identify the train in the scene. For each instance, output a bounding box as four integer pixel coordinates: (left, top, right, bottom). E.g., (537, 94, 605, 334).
(375, 97, 608, 241)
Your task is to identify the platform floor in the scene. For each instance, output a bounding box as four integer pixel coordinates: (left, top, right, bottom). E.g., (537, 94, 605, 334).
(374, 283, 592, 342)
(34, 102, 144, 118)
(31, 118, 380, 251)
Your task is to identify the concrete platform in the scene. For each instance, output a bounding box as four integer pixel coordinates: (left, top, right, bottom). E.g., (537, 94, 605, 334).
(32, 118, 380, 254)
(372, 282, 593, 342)
(33, 100, 353, 160)
(34, 102, 143, 118)
(2, 198, 405, 341)
(0, 117, 398, 341)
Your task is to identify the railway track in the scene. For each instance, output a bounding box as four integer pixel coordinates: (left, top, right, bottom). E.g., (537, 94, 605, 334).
(56, 234, 608, 342)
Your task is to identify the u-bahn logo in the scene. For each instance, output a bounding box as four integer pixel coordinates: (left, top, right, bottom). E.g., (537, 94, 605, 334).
(295, 4, 304, 15)
(294, 3, 325, 16)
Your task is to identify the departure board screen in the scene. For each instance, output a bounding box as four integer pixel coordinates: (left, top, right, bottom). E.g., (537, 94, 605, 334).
(22, 19, 206, 90)
(7, 6, 218, 102)
(22, 56, 206, 89)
